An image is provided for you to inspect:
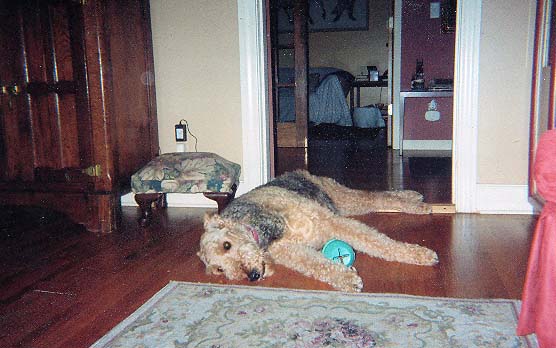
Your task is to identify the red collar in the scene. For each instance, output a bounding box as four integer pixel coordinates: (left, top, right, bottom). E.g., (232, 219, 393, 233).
(244, 224, 260, 245)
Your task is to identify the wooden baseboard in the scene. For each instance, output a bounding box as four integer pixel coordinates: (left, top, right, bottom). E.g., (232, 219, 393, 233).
(0, 191, 119, 233)
(431, 204, 456, 214)
(367, 204, 455, 214)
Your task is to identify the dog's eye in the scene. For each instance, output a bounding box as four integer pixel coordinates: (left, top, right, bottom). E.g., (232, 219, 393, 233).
(216, 267, 224, 273)
(223, 241, 232, 250)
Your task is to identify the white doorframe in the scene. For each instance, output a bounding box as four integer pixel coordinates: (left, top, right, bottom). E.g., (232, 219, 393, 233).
(237, 0, 481, 212)
(237, 0, 271, 193)
(452, 0, 481, 212)
(391, 0, 481, 211)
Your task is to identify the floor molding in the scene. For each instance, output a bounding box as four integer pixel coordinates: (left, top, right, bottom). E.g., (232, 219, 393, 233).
(402, 140, 452, 151)
(476, 184, 536, 214)
(431, 204, 456, 214)
(120, 180, 250, 208)
(122, 183, 535, 215)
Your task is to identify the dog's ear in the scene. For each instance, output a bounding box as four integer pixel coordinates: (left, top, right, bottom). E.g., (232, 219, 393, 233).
(204, 213, 225, 230)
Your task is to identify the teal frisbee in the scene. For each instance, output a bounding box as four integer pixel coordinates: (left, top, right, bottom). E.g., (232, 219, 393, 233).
(322, 239, 356, 267)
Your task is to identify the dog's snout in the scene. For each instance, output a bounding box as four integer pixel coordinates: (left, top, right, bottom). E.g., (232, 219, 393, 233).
(248, 270, 261, 281)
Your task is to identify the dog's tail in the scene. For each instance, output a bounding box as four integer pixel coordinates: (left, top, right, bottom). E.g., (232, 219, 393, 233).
(301, 170, 431, 215)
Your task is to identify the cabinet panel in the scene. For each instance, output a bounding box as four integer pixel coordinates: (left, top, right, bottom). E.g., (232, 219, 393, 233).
(0, 0, 91, 181)
(0, 0, 159, 233)
(105, 0, 158, 184)
(0, 1, 34, 181)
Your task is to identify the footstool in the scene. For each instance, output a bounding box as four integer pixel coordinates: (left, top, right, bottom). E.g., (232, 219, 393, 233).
(131, 152, 241, 226)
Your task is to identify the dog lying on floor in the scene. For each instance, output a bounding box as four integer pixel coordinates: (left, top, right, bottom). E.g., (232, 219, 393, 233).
(197, 170, 438, 292)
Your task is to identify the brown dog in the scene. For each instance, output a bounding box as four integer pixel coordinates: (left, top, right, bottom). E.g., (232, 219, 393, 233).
(198, 170, 437, 292)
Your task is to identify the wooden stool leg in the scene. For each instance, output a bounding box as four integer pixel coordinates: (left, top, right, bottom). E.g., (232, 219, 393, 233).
(134, 193, 163, 227)
(203, 184, 237, 213)
(156, 193, 167, 209)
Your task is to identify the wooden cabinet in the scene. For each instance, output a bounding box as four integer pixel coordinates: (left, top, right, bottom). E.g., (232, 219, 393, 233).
(0, 0, 158, 233)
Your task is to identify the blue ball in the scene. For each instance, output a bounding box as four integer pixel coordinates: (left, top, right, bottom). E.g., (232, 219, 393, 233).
(322, 239, 356, 267)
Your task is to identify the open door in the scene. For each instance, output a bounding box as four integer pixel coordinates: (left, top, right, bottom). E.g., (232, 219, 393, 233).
(270, 0, 309, 149)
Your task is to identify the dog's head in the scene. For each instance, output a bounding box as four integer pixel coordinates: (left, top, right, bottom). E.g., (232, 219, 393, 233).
(197, 213, 274, 282)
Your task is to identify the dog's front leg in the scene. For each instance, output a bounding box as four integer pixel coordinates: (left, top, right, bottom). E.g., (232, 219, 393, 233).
(326, 215, 439, 266)
(268, 241, 363, 292)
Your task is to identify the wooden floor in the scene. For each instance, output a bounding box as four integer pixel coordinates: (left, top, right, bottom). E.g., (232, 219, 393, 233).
(0, 203, 537, 348)
(276, 126, 452, 204)
(0, 129, 532, 347)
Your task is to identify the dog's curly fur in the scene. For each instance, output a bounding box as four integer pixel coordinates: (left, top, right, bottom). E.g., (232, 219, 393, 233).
(197, 170, 438, 292)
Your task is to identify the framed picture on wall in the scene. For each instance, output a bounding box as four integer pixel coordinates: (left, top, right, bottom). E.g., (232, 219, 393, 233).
(275, 0, 369, 33)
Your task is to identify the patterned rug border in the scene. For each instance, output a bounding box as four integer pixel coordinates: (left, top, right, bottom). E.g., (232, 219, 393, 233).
(91, 281, 535, 348)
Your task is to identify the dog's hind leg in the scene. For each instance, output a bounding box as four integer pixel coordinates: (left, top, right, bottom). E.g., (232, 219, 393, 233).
(321, 215, 438, 266)
(312, 175, 431, 215)
(268, 241, 363, 292)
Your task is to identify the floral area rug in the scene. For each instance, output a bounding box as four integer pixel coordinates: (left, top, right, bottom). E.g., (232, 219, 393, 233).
(91, 281, 537, 348)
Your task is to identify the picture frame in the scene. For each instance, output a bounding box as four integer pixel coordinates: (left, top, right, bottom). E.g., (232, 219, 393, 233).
(275, 0, 369, 33)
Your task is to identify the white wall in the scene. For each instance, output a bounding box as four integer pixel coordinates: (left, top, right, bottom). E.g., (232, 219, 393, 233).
(477, 0, 536, 185)
(144, 0, 538, 213)
(473, 0, 536, 213)
(149, 0, 243, 168)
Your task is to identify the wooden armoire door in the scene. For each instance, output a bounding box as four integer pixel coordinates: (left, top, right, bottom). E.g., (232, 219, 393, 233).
(0, 0, 161, 233)
(0, 0, 94, 190)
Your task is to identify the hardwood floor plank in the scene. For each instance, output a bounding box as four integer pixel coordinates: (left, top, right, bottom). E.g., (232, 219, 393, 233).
(0, 204, 536, 348)
(0, 127, 534, 347)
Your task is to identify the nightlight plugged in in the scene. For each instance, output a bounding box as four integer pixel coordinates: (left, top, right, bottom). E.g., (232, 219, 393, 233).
(175, 120, 187, 142)
(175, 119, 188, 152)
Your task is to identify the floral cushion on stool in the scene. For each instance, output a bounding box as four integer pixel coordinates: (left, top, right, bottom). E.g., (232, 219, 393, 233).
(131, 152, 241, 227)
(131, 152, 241, 194)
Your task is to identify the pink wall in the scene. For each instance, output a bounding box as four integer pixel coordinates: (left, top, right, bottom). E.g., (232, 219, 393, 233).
(401, 0, 455, 140)
(404, 97, 453, 140)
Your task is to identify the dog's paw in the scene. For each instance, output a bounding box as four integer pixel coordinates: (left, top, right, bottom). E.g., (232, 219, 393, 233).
(395, 190, 425, 202)
(333, 268, 363, 293)
(410, 245, 439, 266)
(405, 202, 432, 215)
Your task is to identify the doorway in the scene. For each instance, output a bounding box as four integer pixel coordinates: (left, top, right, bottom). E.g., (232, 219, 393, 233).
(266, 0, 454, 204)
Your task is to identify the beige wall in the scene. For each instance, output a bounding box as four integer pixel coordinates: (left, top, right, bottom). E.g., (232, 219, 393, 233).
(311, 0, 390, 105)
(279, 0, 390, 105)
(150, 0, 243, 167)
(309, 0, 390, 75)
(477, 0, 535, 185)
(149, 0, 536, 188)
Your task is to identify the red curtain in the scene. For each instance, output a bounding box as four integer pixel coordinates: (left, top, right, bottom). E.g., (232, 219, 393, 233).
(517, 129, 556, 346)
